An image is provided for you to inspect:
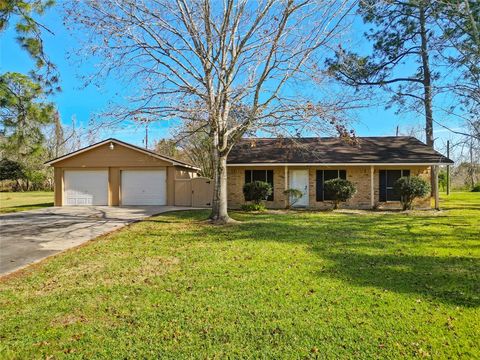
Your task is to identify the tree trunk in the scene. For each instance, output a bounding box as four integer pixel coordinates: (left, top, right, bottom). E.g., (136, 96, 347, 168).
(419, 3, 436, 198)
(54, 110, 63, 158)
(209, 148, 231, 224)
(419, 3, 433, 149)
(469, 137, 476, 188)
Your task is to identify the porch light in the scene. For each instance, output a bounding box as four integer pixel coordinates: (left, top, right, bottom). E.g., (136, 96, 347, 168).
(109, 142, 115, 150)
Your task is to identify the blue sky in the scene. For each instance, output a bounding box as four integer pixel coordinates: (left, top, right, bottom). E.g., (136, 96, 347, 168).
(0, 5, 461, 153)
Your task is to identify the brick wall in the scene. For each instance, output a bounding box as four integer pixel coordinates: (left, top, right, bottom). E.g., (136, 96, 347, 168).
(227, 166, 287, 209)
(308, 166, 372, 209)
(374, 166, 431, 209)
(227, 165, 432, 209)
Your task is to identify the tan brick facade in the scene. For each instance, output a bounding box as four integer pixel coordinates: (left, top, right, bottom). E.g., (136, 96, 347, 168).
(227, 165, 432, 210)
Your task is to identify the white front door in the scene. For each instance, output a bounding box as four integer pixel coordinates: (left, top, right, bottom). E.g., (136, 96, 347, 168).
(121, 170, 167, 205)
(64, 170, 108, 206)
(289, 170, 309, 207)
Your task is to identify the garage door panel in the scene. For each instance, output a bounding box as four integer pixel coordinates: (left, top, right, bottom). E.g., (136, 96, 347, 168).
(121, 170, 166, 205)
(64, 170, 108, 206)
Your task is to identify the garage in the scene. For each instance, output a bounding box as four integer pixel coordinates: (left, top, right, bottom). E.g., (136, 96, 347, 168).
(121, 170, 166, 205)
(46, 138, 200, 207)
(64, 170, 108, 206)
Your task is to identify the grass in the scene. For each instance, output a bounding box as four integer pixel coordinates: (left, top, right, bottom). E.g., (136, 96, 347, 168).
(0, 191, 54, 213)
(0, 193, 479, 359)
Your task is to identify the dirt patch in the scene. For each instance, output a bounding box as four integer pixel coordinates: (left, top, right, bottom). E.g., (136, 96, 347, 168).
(51, 314, 88, 327)
(137, 256, 180, 277)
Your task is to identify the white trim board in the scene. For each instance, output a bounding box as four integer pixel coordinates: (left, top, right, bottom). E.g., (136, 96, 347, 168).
(227, 163, 446, 167)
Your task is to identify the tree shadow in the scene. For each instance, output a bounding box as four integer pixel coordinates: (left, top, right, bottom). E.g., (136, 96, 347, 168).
(224, 212, 480, 307)
(0, 202, 53, 213)
(317, 251, 479, 307)
(146, 203, 480, 307)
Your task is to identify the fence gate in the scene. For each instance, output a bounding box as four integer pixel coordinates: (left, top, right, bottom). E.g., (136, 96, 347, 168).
(174, 177, 213, 207)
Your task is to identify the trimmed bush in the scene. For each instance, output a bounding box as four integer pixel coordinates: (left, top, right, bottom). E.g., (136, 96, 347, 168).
(472, 184, 480, 192)
(324, 178, 356, 209)
(243, 181, 272, 204)
(394, 176, 431, 210)
(283, 188, 303, 209)
(241, 203, 267, 212)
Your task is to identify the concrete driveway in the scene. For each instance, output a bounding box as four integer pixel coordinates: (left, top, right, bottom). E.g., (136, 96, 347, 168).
(0, 206, 192, 276)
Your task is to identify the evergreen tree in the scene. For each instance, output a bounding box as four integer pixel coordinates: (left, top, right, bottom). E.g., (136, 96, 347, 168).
(0, 72, 55, 159)
(327, 0, 439, 147)
(0, 0, 59, 92)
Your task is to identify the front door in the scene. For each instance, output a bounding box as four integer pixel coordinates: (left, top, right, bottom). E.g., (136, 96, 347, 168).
(289, 170, 309, 207)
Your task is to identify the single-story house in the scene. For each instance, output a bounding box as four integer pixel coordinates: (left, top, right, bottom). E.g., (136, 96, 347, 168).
(47, 136, 453, 210)
(227, 136, 453, 209)
(46, 138, 199, 206)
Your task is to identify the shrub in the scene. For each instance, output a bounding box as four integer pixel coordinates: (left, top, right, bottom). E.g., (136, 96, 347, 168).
(0, 158, 25, 182)
(323, 178, 356, 209)
(283, 188, 303, 209)
(394, 176, 431, 210)
(243, 181, 272, 204)
(438, 171, 447, 192)
(241, 203, 267, 212)
(472, 184, 480, 192)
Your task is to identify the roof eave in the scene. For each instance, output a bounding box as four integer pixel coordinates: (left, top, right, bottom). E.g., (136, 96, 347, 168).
(227, 161, 454, 166)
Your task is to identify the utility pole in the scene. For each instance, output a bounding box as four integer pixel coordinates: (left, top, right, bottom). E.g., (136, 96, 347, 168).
(446, 140, 450, 195)
(145, 122, 149, 149)
(470, 137, 475, 188)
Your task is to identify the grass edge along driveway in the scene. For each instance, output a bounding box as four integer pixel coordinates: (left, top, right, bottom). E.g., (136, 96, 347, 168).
(0, 192, 478, 359)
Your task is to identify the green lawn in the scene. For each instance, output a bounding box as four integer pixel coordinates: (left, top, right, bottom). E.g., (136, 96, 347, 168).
(0, 191, 54, 213)
(0, 193, 479, 359)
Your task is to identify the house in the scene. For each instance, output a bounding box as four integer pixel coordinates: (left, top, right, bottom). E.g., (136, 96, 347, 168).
(226, 136, 453, 209)
(47, 136, 453, 210)
(46, 138, 200, 206)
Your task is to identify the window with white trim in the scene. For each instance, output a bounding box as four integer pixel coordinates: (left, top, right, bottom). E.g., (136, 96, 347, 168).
(244, 170, 274, 201)
(316, 170, 347, 201)
(379, 169, 410, 201)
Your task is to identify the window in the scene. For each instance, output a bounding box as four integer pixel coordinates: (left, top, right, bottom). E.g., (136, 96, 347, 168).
(379, 169, 410, 202)
(316, 169, 347, 201)
(244, 170, 274, 201)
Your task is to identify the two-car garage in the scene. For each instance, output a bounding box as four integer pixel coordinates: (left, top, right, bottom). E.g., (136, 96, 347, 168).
(47, 139, 199, 207)
(63, 169, 167, 206)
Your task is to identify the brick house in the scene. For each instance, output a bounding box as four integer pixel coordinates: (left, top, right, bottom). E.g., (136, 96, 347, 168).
(227, 136, 453, 209)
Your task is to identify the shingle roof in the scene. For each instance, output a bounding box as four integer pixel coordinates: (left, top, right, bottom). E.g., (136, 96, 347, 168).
(227, 136, 453, 165)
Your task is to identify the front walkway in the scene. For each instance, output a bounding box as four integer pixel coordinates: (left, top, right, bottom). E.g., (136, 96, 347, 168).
(0, 206, 192, 276)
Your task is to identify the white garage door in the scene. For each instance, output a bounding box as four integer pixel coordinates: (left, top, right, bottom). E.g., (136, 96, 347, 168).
(121, 170, 167, 205)
(64, 170, 108, 206)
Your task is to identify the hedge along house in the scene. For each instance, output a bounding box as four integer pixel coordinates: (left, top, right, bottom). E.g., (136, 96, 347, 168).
(46, 138, 200, 206)
(227, 137, 454, 210)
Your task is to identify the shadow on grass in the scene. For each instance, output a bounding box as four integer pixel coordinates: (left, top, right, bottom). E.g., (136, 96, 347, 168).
(260, 215, 479, 307)
(318, 251, 479, 307)
(0, 202, 53, 213)
(440, 206, 480, 211)
(155, 208, 480, 307)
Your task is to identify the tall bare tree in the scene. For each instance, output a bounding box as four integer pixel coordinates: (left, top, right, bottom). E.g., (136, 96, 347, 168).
(67, 0, 355, 223)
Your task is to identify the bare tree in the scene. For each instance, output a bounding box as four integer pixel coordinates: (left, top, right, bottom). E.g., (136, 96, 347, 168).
(44, 111, 79, 159)
(66, 0, 355, 224)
